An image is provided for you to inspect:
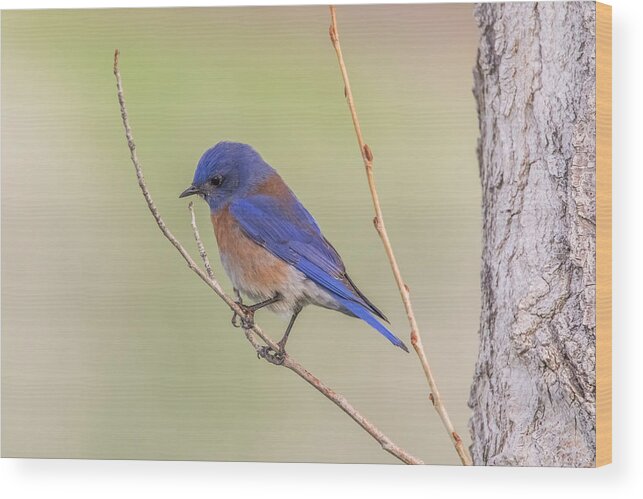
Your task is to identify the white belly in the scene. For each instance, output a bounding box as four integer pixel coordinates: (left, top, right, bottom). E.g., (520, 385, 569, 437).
(220, 252, 342, 318)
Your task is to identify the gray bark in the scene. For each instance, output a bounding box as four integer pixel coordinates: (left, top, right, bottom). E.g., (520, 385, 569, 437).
(469, 2, 597, 467)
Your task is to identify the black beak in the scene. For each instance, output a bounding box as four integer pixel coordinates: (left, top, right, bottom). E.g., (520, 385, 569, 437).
(179, 185, 200, 198)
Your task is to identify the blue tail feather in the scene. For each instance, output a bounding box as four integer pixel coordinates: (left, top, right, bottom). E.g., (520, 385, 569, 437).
(338, 298, 409, 353)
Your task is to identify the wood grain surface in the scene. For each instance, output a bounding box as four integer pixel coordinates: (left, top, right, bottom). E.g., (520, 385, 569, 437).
(596, 1, 612, 468)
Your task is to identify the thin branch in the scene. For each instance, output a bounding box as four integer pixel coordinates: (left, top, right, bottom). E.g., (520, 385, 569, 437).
(114, 49, 423, 465)
(188, 201, 216, 280)
(328, 6, 473, 466)
(188, 200, 268, 354)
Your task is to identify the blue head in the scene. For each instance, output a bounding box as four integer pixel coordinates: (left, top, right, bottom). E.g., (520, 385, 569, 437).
(179, 141, 275, 212)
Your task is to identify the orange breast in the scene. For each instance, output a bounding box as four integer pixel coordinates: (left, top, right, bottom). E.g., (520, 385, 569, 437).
(211, 207, 291, 298)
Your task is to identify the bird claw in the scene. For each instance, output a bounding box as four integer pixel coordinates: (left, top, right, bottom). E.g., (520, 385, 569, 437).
(257, 346, 285, 365)
(231, 311, 241, 328)
(231, 302, 255, 329)
(241, 314, 255, 329)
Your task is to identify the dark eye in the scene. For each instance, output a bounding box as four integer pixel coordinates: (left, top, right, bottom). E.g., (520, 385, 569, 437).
(210, 175, 223, 187)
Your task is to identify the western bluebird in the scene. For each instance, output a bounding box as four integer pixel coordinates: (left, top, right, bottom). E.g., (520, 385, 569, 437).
(180, 141, 408, 357)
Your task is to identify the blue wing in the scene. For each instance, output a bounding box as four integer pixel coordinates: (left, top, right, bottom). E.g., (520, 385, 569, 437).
(229, 195, 408, 352)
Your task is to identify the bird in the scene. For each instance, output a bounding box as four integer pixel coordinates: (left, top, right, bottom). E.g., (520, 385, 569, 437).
(180, 141, 409, 360)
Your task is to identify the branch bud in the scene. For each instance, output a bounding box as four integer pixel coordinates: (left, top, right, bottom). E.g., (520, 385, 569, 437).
(410, 329, 419, 347)
(363, 144, 373, 162)
(329, 25, 338, 43)
(373, 216, 382, 232)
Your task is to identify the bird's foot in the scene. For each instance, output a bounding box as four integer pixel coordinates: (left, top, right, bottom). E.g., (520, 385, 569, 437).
(257, 345, 285, 366)
(231, 302, 255, 329)
(276, 338, 288, 354)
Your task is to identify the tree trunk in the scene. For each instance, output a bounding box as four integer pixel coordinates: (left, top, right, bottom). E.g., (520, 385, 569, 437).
(469, 2, 597, 467)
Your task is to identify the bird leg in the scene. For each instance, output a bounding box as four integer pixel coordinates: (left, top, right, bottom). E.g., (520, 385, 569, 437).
(276, 307, 301, 353)
(258, 306, 302, 365)
(231, 292, 281, 329)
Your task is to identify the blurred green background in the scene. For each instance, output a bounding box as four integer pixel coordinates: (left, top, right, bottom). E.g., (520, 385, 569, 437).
(1, 4, 479, 464)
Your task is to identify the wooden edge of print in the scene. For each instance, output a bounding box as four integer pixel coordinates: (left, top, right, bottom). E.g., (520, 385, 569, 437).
(596, 1, 612, 468)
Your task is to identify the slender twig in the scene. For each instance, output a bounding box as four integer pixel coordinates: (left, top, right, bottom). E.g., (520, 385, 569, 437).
(188, 200, 267, 353)
(188, 201, 216, 280)
(114, 49, 423, 465)
(328, 6, 473, 466)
